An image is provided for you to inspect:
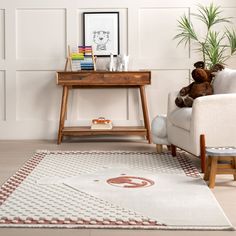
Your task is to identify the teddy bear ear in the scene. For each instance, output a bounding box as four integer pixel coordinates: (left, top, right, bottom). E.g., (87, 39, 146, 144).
(211, 63, 225, 72)
(194, 61, 205, 69)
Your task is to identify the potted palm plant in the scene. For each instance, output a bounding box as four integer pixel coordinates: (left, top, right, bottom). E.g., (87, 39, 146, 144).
(174, 3, 236, 69)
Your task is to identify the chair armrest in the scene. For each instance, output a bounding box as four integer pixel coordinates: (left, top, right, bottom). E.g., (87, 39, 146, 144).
(191, 94, 236, 146)
(167, 91, 179, 115)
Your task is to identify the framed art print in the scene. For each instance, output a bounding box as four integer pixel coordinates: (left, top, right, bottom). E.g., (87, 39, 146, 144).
(83, 12, 120, 56)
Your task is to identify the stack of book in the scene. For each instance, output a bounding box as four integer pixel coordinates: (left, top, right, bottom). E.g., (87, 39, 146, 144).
(78, 46, 93, 54)
(79, 46, 95, 70)
(91, 117, 113, 130)
(70, 46, 96, 71)
(71, 52, 84, 71)
(71, 52, 84, 60)
(80, 58, 94, 70)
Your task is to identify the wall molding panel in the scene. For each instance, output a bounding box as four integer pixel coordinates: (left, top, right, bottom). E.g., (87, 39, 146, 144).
(0, 9, 5, 60)
(0, 71, 6, 121)
(0, 0, 236, 139)
(16, 8, 66, 60)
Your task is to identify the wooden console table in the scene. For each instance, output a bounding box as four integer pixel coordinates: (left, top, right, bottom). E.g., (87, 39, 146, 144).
(56, 71, 152, 144)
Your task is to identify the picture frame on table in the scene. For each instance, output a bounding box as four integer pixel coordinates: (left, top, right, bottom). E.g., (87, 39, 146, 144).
(83, 12, 120, 57)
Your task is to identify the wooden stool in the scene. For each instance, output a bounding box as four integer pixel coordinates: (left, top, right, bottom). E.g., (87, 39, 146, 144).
(204, 147, 236, 188)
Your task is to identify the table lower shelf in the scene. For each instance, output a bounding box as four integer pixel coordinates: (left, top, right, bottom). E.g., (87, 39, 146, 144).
(62, 126, 147, 136)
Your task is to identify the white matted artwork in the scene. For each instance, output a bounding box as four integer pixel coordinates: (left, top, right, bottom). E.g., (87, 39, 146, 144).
(83, 12, 119, 56)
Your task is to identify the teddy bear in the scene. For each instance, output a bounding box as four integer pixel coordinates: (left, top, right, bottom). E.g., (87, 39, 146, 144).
(175, 61, 224, 108)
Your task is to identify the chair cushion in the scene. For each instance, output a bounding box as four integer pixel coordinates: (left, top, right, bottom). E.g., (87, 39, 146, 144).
(169, 108, 192, 131)
(213, 68, 236, 94)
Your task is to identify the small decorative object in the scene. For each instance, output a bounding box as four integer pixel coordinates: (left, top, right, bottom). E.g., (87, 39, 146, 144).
(117, 54, 129, 71)
(109, 53, 115, 71)
(151, 114, 170, 153)
(64, 45, 96, 71)
(91, 117, 113, 130)
(175, 61, 224, 108)
(83, 12, 120, 57)
(174, 3, 236, 69)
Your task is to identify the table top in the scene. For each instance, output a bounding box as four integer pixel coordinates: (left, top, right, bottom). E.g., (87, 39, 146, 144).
(56, 70, 150, 74)
(206, 147, 236, 156)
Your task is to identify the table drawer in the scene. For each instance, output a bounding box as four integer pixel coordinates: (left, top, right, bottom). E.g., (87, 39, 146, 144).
(57, 71, 151, 86)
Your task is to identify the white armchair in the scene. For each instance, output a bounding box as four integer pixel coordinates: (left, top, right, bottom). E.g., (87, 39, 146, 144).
(167, 68, 236, 172)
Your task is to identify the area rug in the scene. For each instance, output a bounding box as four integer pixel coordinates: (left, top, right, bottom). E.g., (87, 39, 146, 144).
(0, 150, 233, 230)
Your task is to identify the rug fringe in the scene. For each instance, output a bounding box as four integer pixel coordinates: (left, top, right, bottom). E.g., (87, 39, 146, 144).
(0, 224, 234, 230)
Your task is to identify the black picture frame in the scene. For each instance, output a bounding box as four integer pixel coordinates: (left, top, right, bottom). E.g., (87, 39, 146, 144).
(83, 12, 120, 57)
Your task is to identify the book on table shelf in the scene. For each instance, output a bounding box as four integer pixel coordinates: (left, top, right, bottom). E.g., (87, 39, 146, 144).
(91, 117, 113, 130)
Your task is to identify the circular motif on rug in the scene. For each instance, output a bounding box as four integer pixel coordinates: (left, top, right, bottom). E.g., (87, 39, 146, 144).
(107, 176, 154, 188)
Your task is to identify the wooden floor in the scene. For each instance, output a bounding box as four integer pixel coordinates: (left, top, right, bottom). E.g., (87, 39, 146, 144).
(0, 140, 236, 236)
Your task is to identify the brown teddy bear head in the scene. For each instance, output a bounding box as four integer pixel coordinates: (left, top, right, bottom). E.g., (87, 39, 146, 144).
(191, 68, 209, 83)
(191, 61, 225, 83)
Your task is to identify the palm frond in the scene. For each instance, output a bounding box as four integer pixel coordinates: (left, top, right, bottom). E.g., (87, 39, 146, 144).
(192, 3, 231, 29)
(173, 15, 198, 46)
(203, 30, 227, 66)
(225, 28, 236, 55)
(174, 3, 236, 68)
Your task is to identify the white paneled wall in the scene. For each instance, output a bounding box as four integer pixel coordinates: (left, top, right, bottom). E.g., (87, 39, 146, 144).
(0, 71, 5, 121)
(16, 71, 62, 121)
(0, 0, 236, 139)
(0, 10, 4, 60)
(146, 70, 190, 119)
(138, 8, 189, 60)
(16, 9, 66, 59)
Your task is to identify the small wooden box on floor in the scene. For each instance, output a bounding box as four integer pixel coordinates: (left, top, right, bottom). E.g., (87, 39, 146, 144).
(204, 147, 236, 188)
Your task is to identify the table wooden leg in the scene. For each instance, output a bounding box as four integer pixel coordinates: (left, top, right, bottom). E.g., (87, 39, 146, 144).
(171, 144, 176, 156)
(156, 144, 163, 153)
(233, 157, 236, 181)
(57, 86, 69, 144)
(200, 134, 206, 173)
(209, 157, 218, 188)
(139, 85, 152, 144)
(204, 156, 211, 181)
